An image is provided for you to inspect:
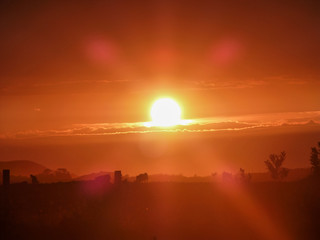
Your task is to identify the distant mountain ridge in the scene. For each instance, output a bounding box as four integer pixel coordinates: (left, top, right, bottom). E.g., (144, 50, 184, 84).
(0, 160, 47, 176)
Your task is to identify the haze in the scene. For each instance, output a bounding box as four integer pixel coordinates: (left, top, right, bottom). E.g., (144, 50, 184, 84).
(0, 0, 320, 175)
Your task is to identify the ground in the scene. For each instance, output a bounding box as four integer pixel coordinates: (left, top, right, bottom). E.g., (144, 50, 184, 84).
(1, 178, 320, 240)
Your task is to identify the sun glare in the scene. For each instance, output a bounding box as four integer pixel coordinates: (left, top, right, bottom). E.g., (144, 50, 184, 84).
(143, 97, 192, 127)
(150, 98, 181, 127)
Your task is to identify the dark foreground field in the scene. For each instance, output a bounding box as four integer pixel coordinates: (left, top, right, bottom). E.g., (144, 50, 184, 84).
(1, 178, 320, 240)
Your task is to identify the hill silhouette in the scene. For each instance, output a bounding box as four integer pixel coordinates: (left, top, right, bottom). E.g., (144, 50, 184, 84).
(0, 160, 47, 176)
(0, 160, 312, 184)
(74, 171, 113, 181)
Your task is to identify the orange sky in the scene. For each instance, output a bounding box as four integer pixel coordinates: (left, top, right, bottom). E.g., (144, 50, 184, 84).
(0, 0, 319, 175)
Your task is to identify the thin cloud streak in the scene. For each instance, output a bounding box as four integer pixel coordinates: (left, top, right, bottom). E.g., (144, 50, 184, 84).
(186, 79, 268, 91)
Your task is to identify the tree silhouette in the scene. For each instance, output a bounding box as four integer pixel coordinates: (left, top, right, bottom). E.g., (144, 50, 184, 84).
(310, 142, 320, 176)
(55, 168, 72, 182)
(264, 151, 289, 180)
(136, 173, 148, 183)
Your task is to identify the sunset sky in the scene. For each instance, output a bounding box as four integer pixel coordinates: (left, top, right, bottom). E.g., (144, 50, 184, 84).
(0, 0, 319, 175)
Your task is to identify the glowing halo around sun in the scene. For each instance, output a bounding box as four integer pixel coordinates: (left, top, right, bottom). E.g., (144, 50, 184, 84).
(144, 98, 192, 127)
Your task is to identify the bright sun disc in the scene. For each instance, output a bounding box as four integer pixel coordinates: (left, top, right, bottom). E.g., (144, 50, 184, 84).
(150, 98, 181, 127)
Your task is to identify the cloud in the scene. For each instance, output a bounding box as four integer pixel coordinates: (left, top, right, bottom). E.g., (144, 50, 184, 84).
(264, 75, 320, 85)
(184, 76, 320, 92)
(32, 79, 130, 87)
(2, 111, 320, 139)
(0, 79, 131, 95)
(184, 79, 268, 91)
(2, 76, 319, 97)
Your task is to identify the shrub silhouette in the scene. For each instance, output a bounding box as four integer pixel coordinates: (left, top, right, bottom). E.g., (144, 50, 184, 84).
(36, 168, 72, 183)
(239, 168, 252, 183)
(264, 151, 289, 180)
(222, 171, 233, 182)
(30, 174, 39, 184)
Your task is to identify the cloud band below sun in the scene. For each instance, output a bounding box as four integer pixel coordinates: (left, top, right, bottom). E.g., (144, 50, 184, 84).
(1, 111, 320, 139)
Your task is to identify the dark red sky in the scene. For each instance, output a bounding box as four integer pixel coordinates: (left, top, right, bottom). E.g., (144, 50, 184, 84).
(0, 0, 319, 175)
(1, 0, 320, 79)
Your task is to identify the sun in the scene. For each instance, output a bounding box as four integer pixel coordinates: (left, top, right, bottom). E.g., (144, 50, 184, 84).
(150, 98, 182, 127)
(143, 97, 192, 128)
